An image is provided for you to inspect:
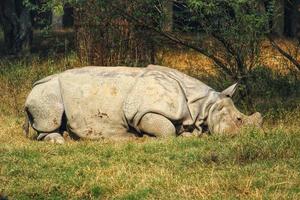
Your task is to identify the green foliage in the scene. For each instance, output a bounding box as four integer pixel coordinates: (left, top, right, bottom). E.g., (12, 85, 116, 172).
(58, 0, 275, 106)
(28, 0, 272, 77)
(186, 0, 269, 74)
(181, 0, 274, 107)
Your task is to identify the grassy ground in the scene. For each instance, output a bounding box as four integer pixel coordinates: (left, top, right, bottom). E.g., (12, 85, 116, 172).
(1, 117, 300, 199)
(0, 51, 299, 199)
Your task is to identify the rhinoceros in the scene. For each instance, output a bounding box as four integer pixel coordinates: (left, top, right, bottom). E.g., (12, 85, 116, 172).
(23, 65, 262, 143)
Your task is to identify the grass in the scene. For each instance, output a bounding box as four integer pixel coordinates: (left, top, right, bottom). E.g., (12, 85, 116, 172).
(0, 116, 300, 199)
(0, 52, 300, 199)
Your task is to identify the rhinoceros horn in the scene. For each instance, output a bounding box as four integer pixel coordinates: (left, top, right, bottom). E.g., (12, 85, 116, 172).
(221, 83, 238, 97)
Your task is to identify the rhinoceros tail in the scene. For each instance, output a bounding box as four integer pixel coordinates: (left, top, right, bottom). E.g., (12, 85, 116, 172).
(23, 108, 30, 137)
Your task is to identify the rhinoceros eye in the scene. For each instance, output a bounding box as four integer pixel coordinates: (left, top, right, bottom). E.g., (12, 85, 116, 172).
(236, 117, 243, 124)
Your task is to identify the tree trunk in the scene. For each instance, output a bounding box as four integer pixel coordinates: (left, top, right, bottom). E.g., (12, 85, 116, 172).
(284, 0, 300, 37)
(239, 77, 254, 112)
(257, 1, 271, 32)
(52, 11, 63, 30)
(74, 1, 155, 66)
(234, 61, 254, 112)
(63, 5, 74, 28)
(0, 0, 32, 55)
(272, 0, 285, 36)
(161, 0, 173, 32)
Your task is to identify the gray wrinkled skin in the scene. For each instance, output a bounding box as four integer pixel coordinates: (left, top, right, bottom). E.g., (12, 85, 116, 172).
(24, 65, 263, 143)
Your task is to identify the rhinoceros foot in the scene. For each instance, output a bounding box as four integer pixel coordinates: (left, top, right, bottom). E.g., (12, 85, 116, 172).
(38, 133, 65, 144)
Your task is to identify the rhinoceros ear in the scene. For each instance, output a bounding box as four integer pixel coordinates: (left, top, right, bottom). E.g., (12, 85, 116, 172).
(221, 83, 238, 97)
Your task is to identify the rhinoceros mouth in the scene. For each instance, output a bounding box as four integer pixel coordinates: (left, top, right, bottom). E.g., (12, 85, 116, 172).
(200, 123, 210, 134)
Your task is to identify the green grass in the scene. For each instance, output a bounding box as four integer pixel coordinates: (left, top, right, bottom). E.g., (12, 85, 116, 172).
(0, 116, 300, 199)
(0, 55, 300, 199)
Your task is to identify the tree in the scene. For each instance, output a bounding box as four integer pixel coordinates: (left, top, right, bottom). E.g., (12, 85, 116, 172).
(284, 0, 300, 37)
(46, 0, 268, 106)
(267, 0, 300, 71)
(272, 0, 285, 36)
(111, 0, 269, 107)
(0, 0, 32, 55)
(268, 36, 300, 71)
(161, 0, 173, 32)
(72, 0, 157, 65)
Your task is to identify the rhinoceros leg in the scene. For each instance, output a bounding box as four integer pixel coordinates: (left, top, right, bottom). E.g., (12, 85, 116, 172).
(138, 113, 176, 137)
(25, 76, 65, 141)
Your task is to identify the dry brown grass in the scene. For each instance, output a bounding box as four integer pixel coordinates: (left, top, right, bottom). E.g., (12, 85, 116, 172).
(260, 38, 300, 73)
(157, 49, 218, 77)
(157, 38, 300, 76)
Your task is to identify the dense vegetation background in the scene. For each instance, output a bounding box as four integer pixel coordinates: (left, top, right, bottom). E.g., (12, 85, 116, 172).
(0, 0, 299, 199)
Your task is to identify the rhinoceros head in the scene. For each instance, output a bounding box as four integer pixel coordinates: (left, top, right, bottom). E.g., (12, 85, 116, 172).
(206, 83, 263, 135)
